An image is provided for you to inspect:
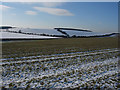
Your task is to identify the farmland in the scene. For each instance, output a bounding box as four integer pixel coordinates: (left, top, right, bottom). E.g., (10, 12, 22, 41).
(1, 37, 119, 89)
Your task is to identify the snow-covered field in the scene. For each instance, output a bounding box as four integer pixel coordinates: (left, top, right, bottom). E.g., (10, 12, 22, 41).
(0, 27, 116, 39)
(0, 31, 59, 39)
(61, 30, 110, 36)
(1, 48, 119, 89)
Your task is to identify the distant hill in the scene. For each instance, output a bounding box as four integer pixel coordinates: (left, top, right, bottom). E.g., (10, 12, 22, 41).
(0, 26, 119, 40)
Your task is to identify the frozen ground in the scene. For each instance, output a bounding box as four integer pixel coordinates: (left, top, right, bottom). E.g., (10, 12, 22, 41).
(1, 48, 119, 89)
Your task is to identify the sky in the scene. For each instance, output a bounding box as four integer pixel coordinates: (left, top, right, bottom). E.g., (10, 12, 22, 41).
(0, 2, 118, 33)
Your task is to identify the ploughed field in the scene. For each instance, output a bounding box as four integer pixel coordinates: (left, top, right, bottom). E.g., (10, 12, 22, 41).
(1, 37, 119, 89)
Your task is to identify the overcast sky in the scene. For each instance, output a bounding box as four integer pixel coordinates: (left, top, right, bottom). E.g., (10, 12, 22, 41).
(1, 2, 118, 33)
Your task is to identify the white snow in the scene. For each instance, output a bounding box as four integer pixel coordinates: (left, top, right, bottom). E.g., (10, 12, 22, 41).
(62, 30, 108, 36)
(0, 31, 59, 39)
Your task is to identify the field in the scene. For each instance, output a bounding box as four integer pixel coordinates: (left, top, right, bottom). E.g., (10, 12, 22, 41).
(1, 37, 119, 89)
